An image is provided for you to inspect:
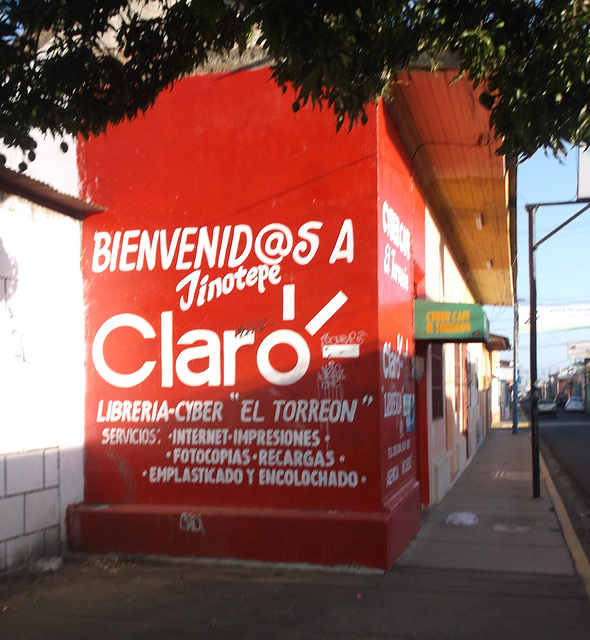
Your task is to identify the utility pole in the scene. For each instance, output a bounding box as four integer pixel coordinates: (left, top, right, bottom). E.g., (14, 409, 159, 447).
(528, 205, 540, 498)
(512, 298, 519, 434)
(526, 200, 590, 499)
(512, 196, 519, 435)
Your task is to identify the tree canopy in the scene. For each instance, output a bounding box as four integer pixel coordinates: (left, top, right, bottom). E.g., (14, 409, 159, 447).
(1, 0, 589, 167)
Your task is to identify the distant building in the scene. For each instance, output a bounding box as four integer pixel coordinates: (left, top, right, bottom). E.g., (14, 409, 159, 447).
(490, 350, 513, 424)
(558, 362, 586, 401)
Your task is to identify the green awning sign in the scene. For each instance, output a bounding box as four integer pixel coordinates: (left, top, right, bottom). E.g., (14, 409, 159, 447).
(414, 300, 489, 343)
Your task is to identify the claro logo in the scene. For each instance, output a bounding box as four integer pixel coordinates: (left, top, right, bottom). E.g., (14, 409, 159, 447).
(92, 311, 312, 389)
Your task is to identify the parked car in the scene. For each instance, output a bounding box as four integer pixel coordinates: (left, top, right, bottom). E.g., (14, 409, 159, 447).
(538, 399, 558, 418)
(565, 396, 585, 412)
(555, 392, 568, 409)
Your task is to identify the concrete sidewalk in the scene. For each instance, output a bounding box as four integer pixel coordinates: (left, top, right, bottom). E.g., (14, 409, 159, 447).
(398, 424, 582, 576)
(1, 427, 589, 639)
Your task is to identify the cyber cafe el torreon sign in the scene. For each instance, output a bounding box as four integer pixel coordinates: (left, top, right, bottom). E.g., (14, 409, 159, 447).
(414, 300, 489, 343)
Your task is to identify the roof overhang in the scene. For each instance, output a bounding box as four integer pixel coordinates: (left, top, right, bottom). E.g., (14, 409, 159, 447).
(0, 166, 104, 219)
(488, 333, 511, 351)
(386, 67, 516, 306)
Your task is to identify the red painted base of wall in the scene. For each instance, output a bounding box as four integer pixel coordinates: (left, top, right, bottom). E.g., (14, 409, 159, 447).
(67, 482, 420, 570)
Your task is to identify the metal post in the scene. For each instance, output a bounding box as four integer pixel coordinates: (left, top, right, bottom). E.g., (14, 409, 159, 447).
(523, 198, 588, 499)
(527, 204, 540, 498)
(512, 298, 519, 434)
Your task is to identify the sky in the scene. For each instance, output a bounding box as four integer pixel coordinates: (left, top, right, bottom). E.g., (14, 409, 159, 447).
(485, 147, 590, 383)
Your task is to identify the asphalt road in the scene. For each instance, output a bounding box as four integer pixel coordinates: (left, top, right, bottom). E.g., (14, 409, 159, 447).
(539, 410, 590, 494)
(539, 409, 590, 560)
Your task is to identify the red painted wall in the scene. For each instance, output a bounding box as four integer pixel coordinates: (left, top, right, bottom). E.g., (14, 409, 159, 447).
(376, 102, 416, 498)
(376, 103, 428, 508)
(72, 67, 421, 568)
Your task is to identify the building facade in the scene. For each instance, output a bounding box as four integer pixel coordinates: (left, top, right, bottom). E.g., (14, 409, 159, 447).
(67, 65, 514, 569)
(1, 64, 515, 572)
(0, 163, 99, 573)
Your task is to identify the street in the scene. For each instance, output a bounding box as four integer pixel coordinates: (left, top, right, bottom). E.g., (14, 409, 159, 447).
(539, 409, 590, 562)
(3, 427, 590, 640)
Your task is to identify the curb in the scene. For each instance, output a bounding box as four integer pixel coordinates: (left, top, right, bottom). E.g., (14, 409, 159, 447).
(540, 452, 590, 599)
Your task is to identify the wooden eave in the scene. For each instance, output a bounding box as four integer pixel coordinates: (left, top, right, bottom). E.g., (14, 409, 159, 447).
(0, 166, 104, 219)
(488, 333, 511, 351)
(386, 68, 517, 306)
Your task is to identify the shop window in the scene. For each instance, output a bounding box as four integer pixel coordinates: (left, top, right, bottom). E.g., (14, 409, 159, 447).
(431, 343, 443, 419)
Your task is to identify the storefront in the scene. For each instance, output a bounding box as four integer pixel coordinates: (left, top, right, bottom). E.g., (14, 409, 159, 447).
(67, 64, 515, 569)
(414, 300, 493, 505)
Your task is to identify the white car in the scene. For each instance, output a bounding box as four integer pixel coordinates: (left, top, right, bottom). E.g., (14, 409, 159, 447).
(565, 396, 585, 412)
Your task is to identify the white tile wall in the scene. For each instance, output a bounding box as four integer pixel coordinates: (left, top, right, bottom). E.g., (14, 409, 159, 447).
(0, 495, 24, 540)
(5, 451, 44, 495)
(1, 185, 85, 574)
(44, 526, 61, 557)
(6, 531, 44, 569)
(44, 449, 59, 488)
(25, 488, 59, 533)
(0, 449, 65, 572)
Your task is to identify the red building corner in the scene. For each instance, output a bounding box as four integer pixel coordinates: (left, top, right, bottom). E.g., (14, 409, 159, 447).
(67, 65, 514, 569)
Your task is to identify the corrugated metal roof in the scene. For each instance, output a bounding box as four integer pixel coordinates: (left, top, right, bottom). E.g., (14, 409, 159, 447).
(0, 165, 104, 219)
(387, 69, 517, 306)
